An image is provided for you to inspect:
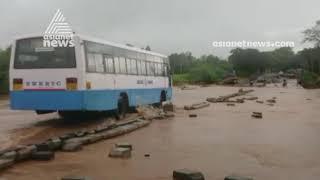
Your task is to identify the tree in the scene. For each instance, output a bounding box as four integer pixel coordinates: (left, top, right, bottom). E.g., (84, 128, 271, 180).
(298, 47, 320, 74)
(269, 47, 295, 71)
(168, 52, 195, 74)
(228, 48, 269, 76)
(0, 47, 11, 94)
(300, 20, 320, 74)
(303, 20, 320, 47)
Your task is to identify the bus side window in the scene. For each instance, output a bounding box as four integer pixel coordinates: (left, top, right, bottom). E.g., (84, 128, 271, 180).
(114, 57, 120, 74)
(148, 62, 155, 76)
(104, 56, 114, 73)
(119, 57, 127, 74)
(141, 60, 147, 76)
(131, 59, 137, 75)
(87, 53, 96, 72)
(126, 58, 132, 74)
(136, 60, 141, 75)
(94, 54, 104, 73)
(151, 63, 156, 76)
(158, 63, 163, 76)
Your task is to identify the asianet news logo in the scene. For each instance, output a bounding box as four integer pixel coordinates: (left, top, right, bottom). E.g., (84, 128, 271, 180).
(43, 9, 75, 47)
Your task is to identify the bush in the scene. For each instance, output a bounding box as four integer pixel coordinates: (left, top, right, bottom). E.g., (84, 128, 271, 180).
(301, 71, 320, 88)
(0, 47, 10, 94)
(172, 62, 231, 85)
(173, 74, 189, 86)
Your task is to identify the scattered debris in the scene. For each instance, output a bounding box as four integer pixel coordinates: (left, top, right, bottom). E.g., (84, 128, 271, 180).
(115, 143, 133, 150)
(144, 154, 150, 157)
(164, 112, 175, 118)
(173, 169, 205, 180)
(245, 97, 258, 101)
(0, 159, 14, 170)
(16, 145, 37, 161)
(0, 111, 165, 172)
(224, 175, 253, 180)
(222, 76, 238, 85)
(36, 142, 53, 151)
(31, 151, 55, 161)
(206, 89, 254, 103)
(49, 137, 62, 150)
(0, 151, 17, 160)
(266, 99, 276, 103)
(62, 142, 83, 152)
(137, 106, 175, 120)
(256, 100, 264, 104)
(181, 85, 197, 90)
(163, 102, 175, 112)
(184, 102, 210, 110)
(189, 114, 198, 118)
(61, 176, 92, 180)
(109, 147, 131, 158)
(267, 103, 274, 106)
(236, 98, 245, 103)
(252, 112, 263, 119)
(227, 103, 235, 106)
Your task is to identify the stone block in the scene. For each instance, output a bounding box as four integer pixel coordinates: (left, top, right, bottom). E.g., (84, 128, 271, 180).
(173, 169, 205, 180)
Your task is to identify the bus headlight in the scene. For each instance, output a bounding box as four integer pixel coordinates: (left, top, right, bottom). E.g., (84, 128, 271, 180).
(13, 78, 23, 91)
(66, 77, 77, 90)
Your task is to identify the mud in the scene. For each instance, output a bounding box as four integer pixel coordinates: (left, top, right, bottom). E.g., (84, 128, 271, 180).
(1, 80, 320, 180)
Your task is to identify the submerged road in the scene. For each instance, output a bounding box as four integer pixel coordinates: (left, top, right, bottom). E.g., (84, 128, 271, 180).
(1, 82, 320, 180)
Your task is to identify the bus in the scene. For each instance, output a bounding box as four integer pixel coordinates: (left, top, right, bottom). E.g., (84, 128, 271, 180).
(9, 34, 172, 118)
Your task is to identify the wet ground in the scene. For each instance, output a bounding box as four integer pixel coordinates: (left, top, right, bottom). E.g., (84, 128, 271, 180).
(1, 81, 320, 180)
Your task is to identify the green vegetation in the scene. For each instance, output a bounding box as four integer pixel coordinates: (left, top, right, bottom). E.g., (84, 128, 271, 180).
(0, 47, 10, 94)
(170, 54, 233, 85)
(172, 74, 189, 85)
(301, 71, 320, 88)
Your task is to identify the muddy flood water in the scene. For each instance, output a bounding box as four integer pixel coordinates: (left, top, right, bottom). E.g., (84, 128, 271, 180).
(1, 82, 320, 180)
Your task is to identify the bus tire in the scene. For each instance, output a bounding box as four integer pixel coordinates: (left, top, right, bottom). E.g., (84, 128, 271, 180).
(115, 94, 128, 120)
(160, 90, 167, 105)
(58, 111, 80, 120)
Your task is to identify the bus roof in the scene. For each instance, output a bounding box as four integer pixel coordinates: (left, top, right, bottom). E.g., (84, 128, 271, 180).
(13, 33, 168, 58)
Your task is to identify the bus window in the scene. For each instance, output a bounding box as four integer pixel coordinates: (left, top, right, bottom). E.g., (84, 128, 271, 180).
(104, 56, 114, 73)
(158, 63, 163, 76)
(114, 57, 120, 73)
(141, 60, 147, 75)
(94, 54, 104, 73)
(136, 60, 141, 75)
(14, 38, 76, 69)
(119, 57, 127, 74)
(126, 58, 132, 74)
(164, 64, 168, 76)
(131, 59, 137, 75)
(87, 53, 96, 72)
(147, 62, 155, 76)
(154, 63, 159, 76)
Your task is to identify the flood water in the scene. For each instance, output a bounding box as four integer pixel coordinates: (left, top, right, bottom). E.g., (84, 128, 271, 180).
(1, 81, 320, 180)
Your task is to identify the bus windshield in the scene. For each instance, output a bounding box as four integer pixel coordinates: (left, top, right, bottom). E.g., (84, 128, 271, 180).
(14, 37, 76, 69)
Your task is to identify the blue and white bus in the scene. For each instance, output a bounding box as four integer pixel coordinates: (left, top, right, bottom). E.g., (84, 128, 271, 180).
(9, 34, 172, 118)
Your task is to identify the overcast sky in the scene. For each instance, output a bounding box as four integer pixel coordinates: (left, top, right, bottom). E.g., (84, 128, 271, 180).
(0, 0, 319, 58)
